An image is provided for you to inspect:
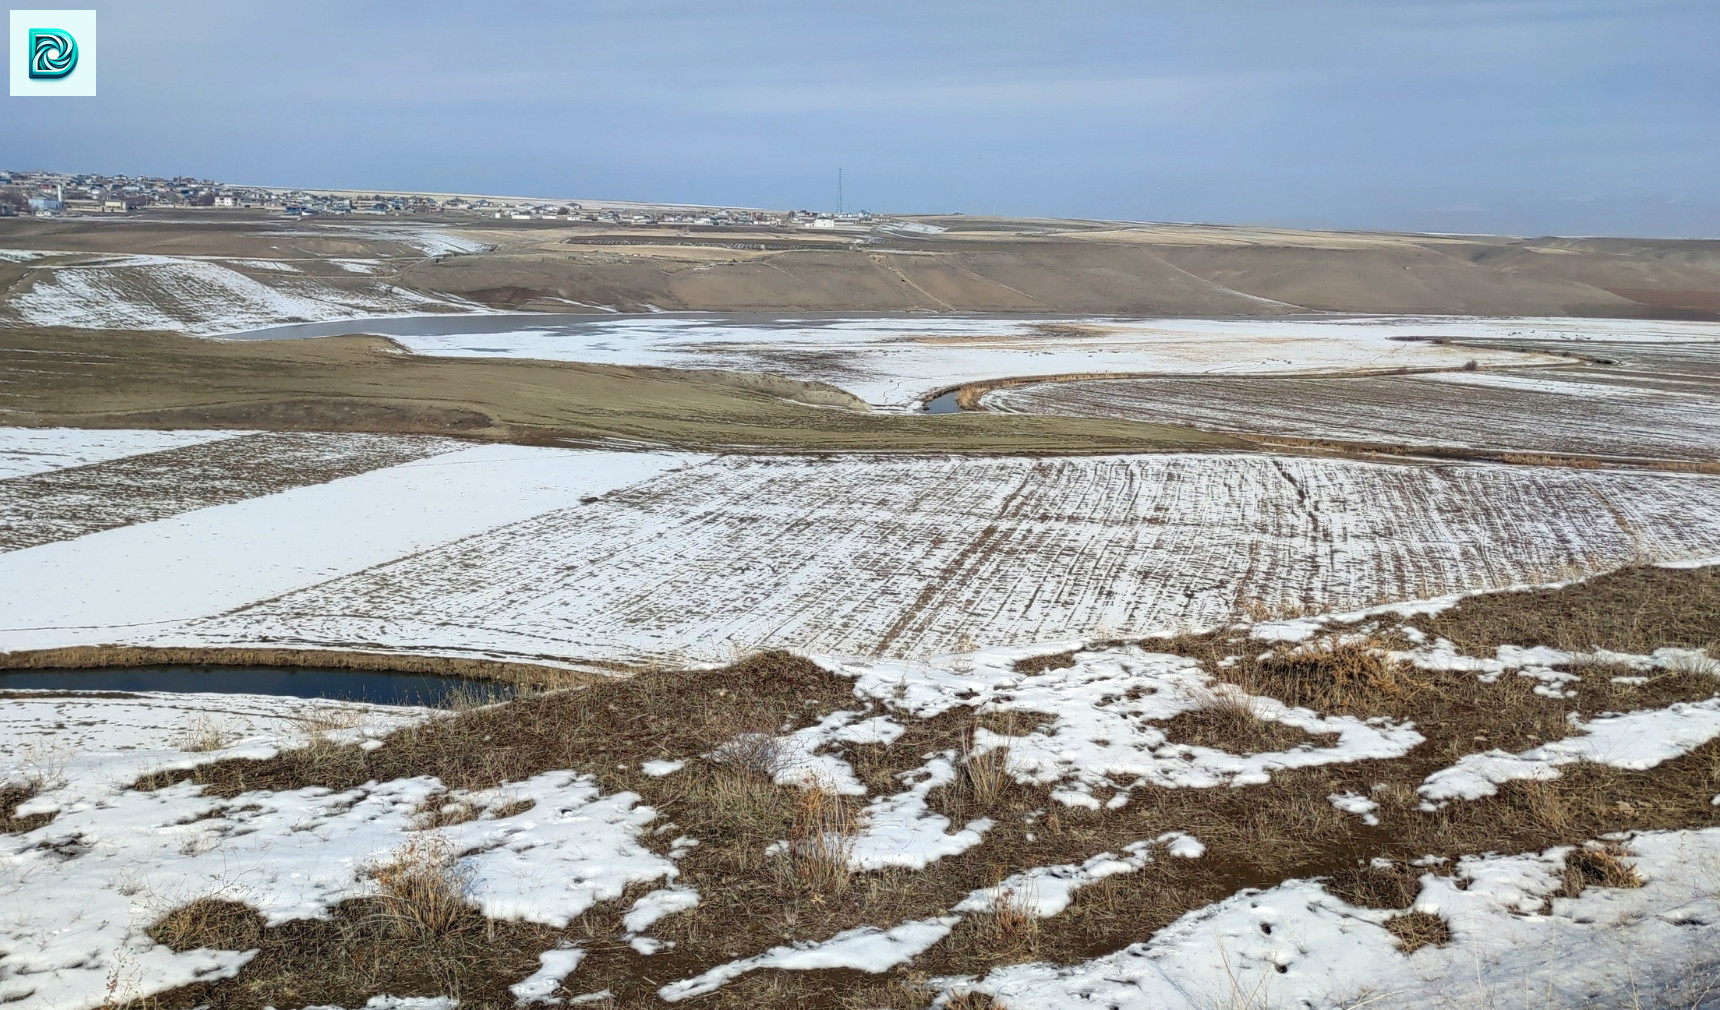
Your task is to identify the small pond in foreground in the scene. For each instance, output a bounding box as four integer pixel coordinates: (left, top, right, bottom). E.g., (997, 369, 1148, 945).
(0, 665, 512, 706)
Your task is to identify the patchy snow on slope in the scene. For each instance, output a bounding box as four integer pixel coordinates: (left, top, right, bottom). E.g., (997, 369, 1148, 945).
(0, 690, 431, 813)
(0, 427, 240, 480)
(657, 916, 959, 1002)
(3, 254, 458, 334)
(1418, 697, 1720, 805)
(832, 644, 1424, 806)
(382, 313, 1585, 411)
(847, 755, 994, 871)
(0, 697, 674, 1010)
(0, 692, 432, 1009)
(511, 947, 585, 1004)
(990, 367, 1720, 462)
(331, 258, 382, 273)
(961, 827, 1720, 1010)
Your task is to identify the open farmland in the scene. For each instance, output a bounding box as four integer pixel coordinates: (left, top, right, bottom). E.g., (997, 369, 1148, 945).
(3, 434, 1719, 669)
(4, 213, 1720, 1010)
(359, 313, 1569, 411)
(987, 367, 1720, 462)
(0, 251, 477, 335)
(0, 432, 468, 552)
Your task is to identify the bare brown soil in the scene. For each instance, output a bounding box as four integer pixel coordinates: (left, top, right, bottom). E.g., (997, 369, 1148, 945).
(404, 222, 1720, 319)
(120, 566, 1720, 1010)
(0, 326, 1243, 455)
(7, 214, 1719, 318)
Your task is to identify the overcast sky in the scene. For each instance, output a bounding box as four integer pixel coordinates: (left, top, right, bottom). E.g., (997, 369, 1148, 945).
(6, 1, 1717, 236)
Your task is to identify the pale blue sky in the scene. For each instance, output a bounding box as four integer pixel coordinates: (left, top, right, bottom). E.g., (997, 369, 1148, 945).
(6, 1, 1717, 235)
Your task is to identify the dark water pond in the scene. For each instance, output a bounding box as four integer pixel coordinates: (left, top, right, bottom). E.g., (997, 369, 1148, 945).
(0, 666, 512, 706)
(923, 390, 962, 414)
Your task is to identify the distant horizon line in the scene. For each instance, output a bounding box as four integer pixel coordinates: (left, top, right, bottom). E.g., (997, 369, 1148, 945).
(5, 167, 1718, 243)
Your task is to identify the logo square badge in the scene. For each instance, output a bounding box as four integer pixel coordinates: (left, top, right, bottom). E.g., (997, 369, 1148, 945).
(10, 10, 97, 96)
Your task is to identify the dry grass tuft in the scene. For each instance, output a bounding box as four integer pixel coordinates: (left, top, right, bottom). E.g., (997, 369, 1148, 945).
(1158, 693, 1337, 754)
(969, 882, 1041, 960)
(1384, 910, 1452, 952)
(176, 714, 235, 754)
(148, 898, 266, 951)
(2, 782, 56, 834)
(1246, 639, 1410, 712)
(713, 732, 789, 780)
(367, 837, 475, 940)
(961, 740, 1013, 811)
(784, 786, 857, 893)
(1570, 662, 1720, 718)
(1560, 842, 1643, 898)
(1013, 650, 1077, 675)
(1326, 861, 1425, 910)
(944, 989, 1004, 1010)
(1412, 565, 1720, 657)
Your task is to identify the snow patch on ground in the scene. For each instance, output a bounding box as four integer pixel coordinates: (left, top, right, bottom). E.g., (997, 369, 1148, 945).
(832, 645, 1425, 805)
(846, 755, 993, 871)
(510, 947, 585, 1005)
(331, 258, 382, 273)
(0, 690, 430, 813)
(1418, 697, 1720, 805)
(961, 827, 1720, 1010)
(657, 916, 958, 1002)
(954, 841, 1158, 919)
(0, 694, 675, 1010)
(0, 427, 239, 480)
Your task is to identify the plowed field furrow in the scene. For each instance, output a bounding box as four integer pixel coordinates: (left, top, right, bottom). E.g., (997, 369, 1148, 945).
(988, 369, 1720, 460)
(0, 432, 469, 552)
(156, 454, 1720, 666)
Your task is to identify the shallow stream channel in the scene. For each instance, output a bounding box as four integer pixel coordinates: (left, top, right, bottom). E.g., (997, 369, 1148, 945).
(0, 665, 511, 706)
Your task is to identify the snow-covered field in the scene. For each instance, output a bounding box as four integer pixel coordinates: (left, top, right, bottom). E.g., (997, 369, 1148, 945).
(0, 254, 471, 335)
(262, 313, 1720, 412)
(988, 339, 1720, 461)
(0, 431, 470, 552)
(4, 433, 1720, 666)
(319, 313, 1590, 410)
(0, 441, 695, 653)
(0, 428, 240, 480)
